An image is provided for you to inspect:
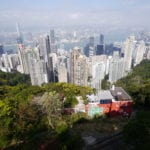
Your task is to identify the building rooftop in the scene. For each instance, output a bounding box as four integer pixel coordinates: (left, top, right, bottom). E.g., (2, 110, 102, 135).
(97, 90, 114, 100)
(87, 87, 132, 102)
(110, 87, 132, 101)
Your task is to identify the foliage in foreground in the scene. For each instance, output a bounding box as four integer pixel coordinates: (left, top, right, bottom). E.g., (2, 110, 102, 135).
(123, 111, 150, 150)
(0, 71, 94, 149)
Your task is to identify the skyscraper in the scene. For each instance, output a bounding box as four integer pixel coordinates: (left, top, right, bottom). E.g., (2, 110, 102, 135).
(28, 58, 49, 86)
(96, 34, 105, 55)
(48, 53, 58, 82)
(134, 41, 145, 66)
(123, 36, 136, 72)
(50, 29, 55, 44)
(17, 44, 29, 74)
(70, 47, 88, 86)
(50, 30, 57, 53)
(58, 63, 67, 83)
(96, 45, 105, 55)
(16, 22, 23, 44)
(38, 35, 51, 62)
(91, 62, 106, 90)
(109, 58, 124, 83)
(89, 55, 108, 90)
(0, 44, 4, 55)
(27, 48, 49, 86)
(84, 37, 95, 57)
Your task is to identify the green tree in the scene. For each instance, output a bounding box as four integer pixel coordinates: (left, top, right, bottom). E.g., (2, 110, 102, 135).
(41, 91, 63, 129)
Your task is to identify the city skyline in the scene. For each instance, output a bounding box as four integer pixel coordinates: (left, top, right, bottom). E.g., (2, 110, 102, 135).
(0, 0, 150, 31)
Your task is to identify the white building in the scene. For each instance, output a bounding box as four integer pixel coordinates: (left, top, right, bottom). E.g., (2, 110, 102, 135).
(88, 55, 108, 90)
(134, 41, 145, 66)
(8, 54, 20, 70)
(123, 36, 136, 73)
(58, 62, 67, 83)
(2, 54, 10, 69)
(27, 51, 49, 86)
(109, 58, 124, 83)
(17, 44, 29, 74)
(91, 62, 106, 90)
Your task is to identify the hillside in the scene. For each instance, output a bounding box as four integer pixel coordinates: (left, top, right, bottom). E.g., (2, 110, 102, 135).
(116, 60, 150, 150)
(116, 59, 150, 107)
(0, 70, 31, 86)
(0, 71, 94, 149)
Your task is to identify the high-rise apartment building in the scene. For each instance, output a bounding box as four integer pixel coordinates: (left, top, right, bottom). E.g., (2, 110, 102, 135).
(134, 41, 145, 66)
(91, 62, 106, 90)
(27, 48, 49, 86)
(29, 58, 49, 86)
(17, 44, 29, 74)
(89, 55, 108, 90)
(38, 35, 51, 62)
(109, 58, 124, 83)
(58, 63, 67, 83)
(123, 36, 136, 73)
(70, 47, 88, 86)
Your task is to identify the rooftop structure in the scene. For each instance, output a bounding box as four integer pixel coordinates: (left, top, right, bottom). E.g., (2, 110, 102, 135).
(110, 87, 132, 101)
(97, 90, 114, 100)
(86, 87, 133, 117)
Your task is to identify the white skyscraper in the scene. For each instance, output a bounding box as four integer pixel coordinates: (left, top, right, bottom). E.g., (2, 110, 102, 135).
(2, 54, 10, 69)
(134, 41, 145, 66)
(7, 54, 19, 70)
(109, 58, 124, 83)
(29, 58, 49, 86)
(17, 44, 29, 74)
(38, 35, 51, 62)
(27, 49, 49, 86)
(91, 62, 106, 90)
(58, 63, 67, 83)
(123, 36, 136, 73)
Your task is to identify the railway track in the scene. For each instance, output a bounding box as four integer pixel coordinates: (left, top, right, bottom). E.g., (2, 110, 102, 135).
(85, 132, 124, 150)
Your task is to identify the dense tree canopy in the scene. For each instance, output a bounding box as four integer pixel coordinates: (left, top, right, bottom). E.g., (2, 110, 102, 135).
(0, 71, 94, 149)
(0, 70, 31, 86)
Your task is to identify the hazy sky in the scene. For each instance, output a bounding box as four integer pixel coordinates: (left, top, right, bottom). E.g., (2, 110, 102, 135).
(0, 0, 150, 31)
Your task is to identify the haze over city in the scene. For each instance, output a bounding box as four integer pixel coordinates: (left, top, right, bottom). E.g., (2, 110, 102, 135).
(0, 0, 150, 32)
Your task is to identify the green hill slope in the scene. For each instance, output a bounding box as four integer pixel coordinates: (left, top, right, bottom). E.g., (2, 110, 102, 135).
(116, 59, 150, 106)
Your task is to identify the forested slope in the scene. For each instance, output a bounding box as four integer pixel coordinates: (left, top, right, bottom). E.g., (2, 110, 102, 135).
(116, 59, 150, 106)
